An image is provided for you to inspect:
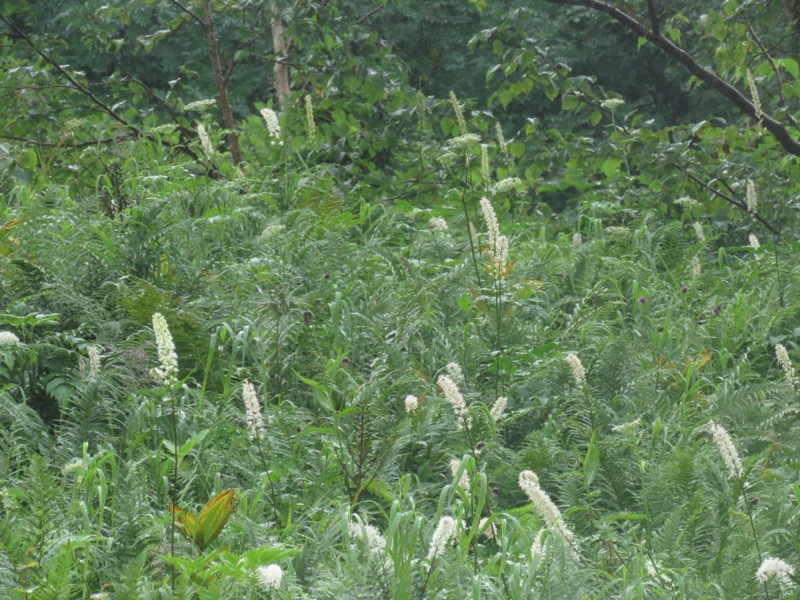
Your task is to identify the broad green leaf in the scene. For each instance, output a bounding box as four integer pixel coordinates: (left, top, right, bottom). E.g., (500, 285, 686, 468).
(602, 158, 621, 179)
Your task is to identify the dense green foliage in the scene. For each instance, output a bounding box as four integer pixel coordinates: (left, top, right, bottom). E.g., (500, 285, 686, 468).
(1, 0, 800, 598)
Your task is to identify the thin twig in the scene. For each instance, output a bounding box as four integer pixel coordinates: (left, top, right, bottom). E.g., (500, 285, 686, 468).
(671, 163, 782, 235)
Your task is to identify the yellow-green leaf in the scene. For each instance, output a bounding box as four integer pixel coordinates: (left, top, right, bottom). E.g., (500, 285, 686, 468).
(169, 502, 200, 545)
(195, 489, 235, 551)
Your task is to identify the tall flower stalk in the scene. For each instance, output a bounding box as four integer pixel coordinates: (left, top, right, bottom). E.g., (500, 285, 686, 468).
(708, 420, 768, 597)
(243, 380, 279, 524)
(447, 91, 483, 287)
(151, 312, 180, 593)
(479, 196, 509, 400)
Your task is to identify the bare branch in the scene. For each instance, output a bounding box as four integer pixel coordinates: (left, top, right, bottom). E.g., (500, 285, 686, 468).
(0, 12, 140, 136)
(167, 0, 205, 28)
(0, 12, 212, 167)
(544, 0, 800, 156)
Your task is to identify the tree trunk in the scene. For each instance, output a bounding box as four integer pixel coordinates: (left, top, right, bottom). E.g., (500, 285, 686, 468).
(201, 0, 242, 166)
(270, 2, 291, 108)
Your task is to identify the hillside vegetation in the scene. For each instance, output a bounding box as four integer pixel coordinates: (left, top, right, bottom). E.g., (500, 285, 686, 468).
(1, 1, 800, 598)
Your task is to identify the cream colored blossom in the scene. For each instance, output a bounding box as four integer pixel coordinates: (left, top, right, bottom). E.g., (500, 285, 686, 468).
(259, 108, 282, 142)
(481, 144, 490, 181)
(747, 69, 763, 126)
(776, 344, 798, 389)
(0, 331, 20, 346)
(478, 516, 497, 539)
(450, 458, 470, 492)
(446, 362, 464, 385)
(749, 234, 761, 250)
(565, 353, 586, 388)
(150, 313, 178, 386)
(612, 418, 641, 434)
(404, 394, 419, 413)
(448, 133, 481, 149)
(428, 217, 448, 232)
(480, 197, 509, 280)
(605, 226, 630, 236)
(437, 375, 469, 428)
(495, 122, 508, 158)
(756, 556, 795, 595)
(518, 470, 574, 542)
(242, 380, 264, 439)
(691, 256, 701, 278)
(258, 223, 286, 241)
(87, 346, 101, 378)
(449, 91, 467, 135)
(693, 222, 705, 243)
(184, 99, 216, 112)
(572, 233, 583, 246)
(675, 196, 700, 208)
(746, 179, 758, 213)
(489, 396, 507, 421)
(304, 94, 316, 137)
(530, 529, 548, 559)
(256, 564, 283, 590)
(708, 420, 743, 479)
(197, 124, 213, 157)
(349, 519, 386, 555)
(491, 177, 523, 195)
(601, 98, 625, 110)
(427, 515, 456, 561)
